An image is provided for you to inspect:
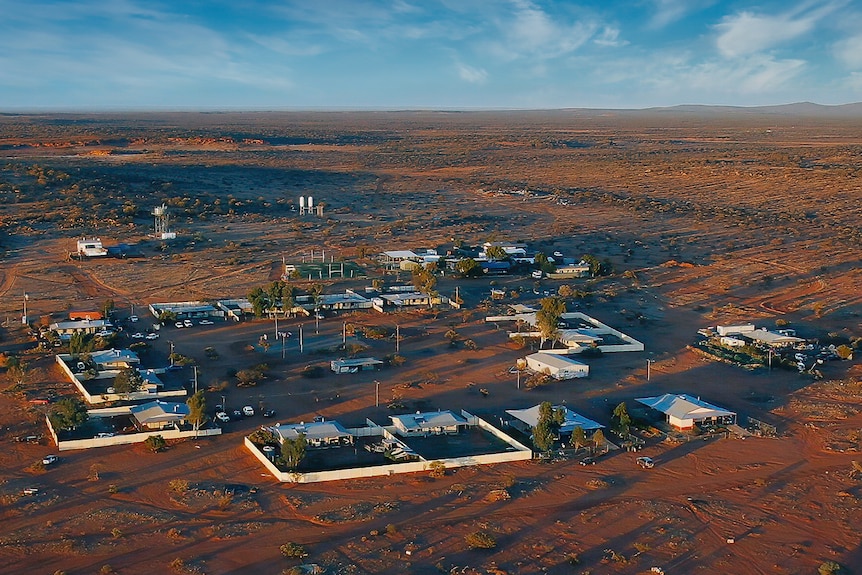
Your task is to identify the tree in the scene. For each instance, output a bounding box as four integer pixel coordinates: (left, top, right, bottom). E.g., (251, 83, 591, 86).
(113, 366, 144, 396)
(145, 434, 167, 453)
(49, 397, 89, 431)
(280, 542, 308, 558)
(485, 245, 508, 261)
(281, 285, 296, 317)
(69, 332, 95, 355)
(534, 252, 555, 274)
(465, 531, 497, 550)
(571, 426, 587, 453)
(281, 434, 307, 469)
(612, 402, 631, 438)
(581, 254, 612, 277)
(455, 257, 481, 277)
(102, 298, 115, 317)
(533, 401, 560, 453)
(592, 429, 606, 453)
(5, 356, 28, 386)
(158, 310, 178, 325)
(186, 391, 207, 431)
(247, 286, 268, 317)
(535, 296, 565, 348)
(412, 266, 437, 299)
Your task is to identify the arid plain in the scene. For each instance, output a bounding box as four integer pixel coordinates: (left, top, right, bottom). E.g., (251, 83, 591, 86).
(0, 109, 861, 575)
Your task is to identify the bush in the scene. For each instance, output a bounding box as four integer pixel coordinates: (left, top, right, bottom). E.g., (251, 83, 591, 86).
(280, 542, 308, 558)
(465, 531, 497, 550)
(819, 561, 842, 575)
(145, 434, 167, 453)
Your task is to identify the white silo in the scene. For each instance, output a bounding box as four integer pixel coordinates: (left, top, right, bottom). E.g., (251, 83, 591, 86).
(299, 196, 306, 215)
(308, 196, 314, 210)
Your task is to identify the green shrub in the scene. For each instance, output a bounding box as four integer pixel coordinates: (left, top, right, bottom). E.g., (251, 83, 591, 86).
(464, 531, 496, 550)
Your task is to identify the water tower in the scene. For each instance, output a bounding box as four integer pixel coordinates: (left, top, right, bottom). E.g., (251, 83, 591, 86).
(153, 204, 175, 239)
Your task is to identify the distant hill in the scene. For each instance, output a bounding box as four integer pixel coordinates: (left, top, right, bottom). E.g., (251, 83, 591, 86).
(638, 102, 862, 117)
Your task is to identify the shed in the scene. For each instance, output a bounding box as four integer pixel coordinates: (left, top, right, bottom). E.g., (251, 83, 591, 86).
(525, 352, 589, 379)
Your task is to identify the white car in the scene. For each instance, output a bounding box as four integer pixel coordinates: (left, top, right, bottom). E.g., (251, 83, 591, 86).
(129, 315, 139, 323)
(242, 405, 255, 417)
(145, 333, 159, 340)
(183, 319, 193, 328)
(131, 332, 145, 339)
(42, 455, 59, 466)
(175, 321, 185, 329)
(95, 330, 113, 338)
(215, 411, 230, 423)
(199, 319, 214, 325)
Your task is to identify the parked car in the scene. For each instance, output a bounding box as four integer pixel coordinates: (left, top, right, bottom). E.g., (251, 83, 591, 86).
(96, 330, 113, 337)
(22, 487, 39, 496)
(175, 321, 185, 329)
(145, 332, 159, 340)
(183, 319, 194, 328)
(131, 332, 145, 339)
(636, 456, 655, 469)
(199, 319, 214, 325)
(579, 457, 596, 466)
(129, 315, 139, 323)
(242, 405, 255, 417)
(262, 409, 276, 418)
(42, 455, 59, 466)
(96, 432, 115, 438)
(215, 411, 230, 423)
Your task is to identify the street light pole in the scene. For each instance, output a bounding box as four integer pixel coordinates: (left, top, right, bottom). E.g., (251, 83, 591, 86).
(169, 341, 174, 366)
(375, 380, 380, 407)
(274, 313, 278, 339)
(396, 324, 400, 354)
(278, 332, 287, 359)
(299, 324, 304, 354)
(22, 292, 28, 325)
(647, 359, 655, 381)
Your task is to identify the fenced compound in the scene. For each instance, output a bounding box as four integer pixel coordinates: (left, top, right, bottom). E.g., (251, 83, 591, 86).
(746, 416, 778, 437)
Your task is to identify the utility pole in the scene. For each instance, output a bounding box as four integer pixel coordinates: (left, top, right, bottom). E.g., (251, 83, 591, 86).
(279, 332, 287, 359)
(299, 324, 304, 354)
(647, 359, 655, 381)
(169, 341, 174, 366)
(342, 322, 346, 345)
(375, 380, 380, 407)
(315, 309, 320, 334)
(22, 292, 28, 325)
(274, 313, 278, 338)
(193, 365, 198, 394)
(396, 324, 400, 354)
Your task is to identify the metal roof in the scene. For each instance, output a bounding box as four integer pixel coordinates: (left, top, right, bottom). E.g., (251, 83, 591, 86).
(636, 394, 735, 421)
(273, 420, 352, 442)
(506, 404, 604, 433)
(130, 400, 189, 425)
(525, 353, 588, 370)
(391, 410, 467, 430)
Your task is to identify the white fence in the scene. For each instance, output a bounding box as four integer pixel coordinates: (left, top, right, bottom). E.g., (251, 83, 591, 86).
(54, 355, 187, 405)
(247, 413, 533, 484)
(46, 415, 221, 452)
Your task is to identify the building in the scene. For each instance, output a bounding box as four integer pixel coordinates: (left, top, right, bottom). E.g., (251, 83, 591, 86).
(77, 237, 108, 257)
(69, 311, 105, 321)
(129, 400, 190, 431)
(317, 291, 372, 312)
(89, 348, 140, 370)
(148, 302, 223, 321)
(506, 404, 603, 437)
(272, 419, 354, 448)
(551, 262, 591, 278)
(716, 324, 756, 336)
(479, 260, 512, 275)
(379, 250, 420, 270)
(743, 328, 805, 348)
(50, 319, 114, 340)
(217, 299, 253, 321)
(390, 410, 468, 437)
(636, 394, 736, 430)
(372, 292, 432, 312)
(330, 358, 384, 374)
(524, 352, 589, 379)
(480, 241, 527, 258)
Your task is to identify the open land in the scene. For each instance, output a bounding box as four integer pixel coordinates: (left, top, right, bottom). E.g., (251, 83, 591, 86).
(0, 109, 861, 574)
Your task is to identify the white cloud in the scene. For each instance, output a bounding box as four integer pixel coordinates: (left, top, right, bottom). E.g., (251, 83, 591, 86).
(487, 0, 598, 61)
(715, 2, 842, 58)
(594, 26, 626, 47)
(456, 62, 488, 83)
(834, 34, 862, 69)
(649, 0, 707, 28)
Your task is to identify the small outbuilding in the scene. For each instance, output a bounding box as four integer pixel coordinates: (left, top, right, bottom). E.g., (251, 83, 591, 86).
(525, 352, 589, 380)
(636, 393, 736, 430)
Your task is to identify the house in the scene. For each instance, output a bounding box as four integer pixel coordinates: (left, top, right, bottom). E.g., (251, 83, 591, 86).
(372, 292, 432, 312)
(129, 400, 190, 430)
(636, 394, 736, 430)
(148, 302, 222, 321)
(49, 319, 113, 340)
(524, 352, 589, 379)
(330, 358, 384, 374)
(719, 336, 746, 348)
(272, 419, 354, 448)
(217, 299, 254, 321)
(390, 410, 468, 437)
(551, 262, 591, 278)
(317, 291, 372, 311)
(77, 237, 108, 257)
(89, 348, 140, 370)
(479, 260, 512, 275)
(506, 404, 603, 437)
(743, 328, 805, 348)
(480, 241, 527, 258)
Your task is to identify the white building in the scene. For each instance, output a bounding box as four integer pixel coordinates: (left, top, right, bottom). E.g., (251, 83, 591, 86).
(390, 410, 468, 437)
(525, 352, 589, 379)
(77, 238, 108, 257)
(636, 394, 736, 430)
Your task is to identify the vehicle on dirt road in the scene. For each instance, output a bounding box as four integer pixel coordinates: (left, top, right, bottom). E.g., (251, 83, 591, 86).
(637, 456, 655, 469)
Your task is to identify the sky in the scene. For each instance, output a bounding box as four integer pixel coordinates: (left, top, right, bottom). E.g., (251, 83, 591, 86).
(1, 0, 861, 110)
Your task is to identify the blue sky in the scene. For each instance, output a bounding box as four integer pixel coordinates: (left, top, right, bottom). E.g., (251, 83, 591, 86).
(1, 0, 860, 110)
